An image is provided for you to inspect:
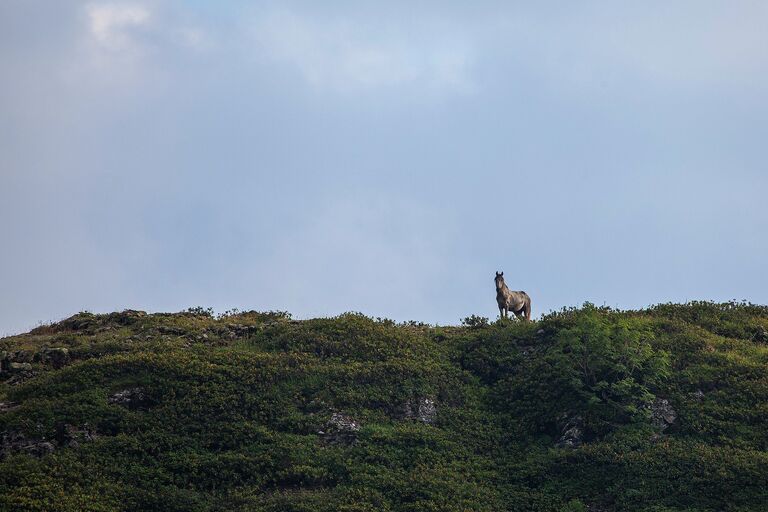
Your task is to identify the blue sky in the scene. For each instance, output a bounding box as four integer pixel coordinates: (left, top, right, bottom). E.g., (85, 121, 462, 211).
(1, 1, 767, 334)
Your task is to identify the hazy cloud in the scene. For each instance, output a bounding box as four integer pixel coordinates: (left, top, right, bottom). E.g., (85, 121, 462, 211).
(1, 1, 767, 335)
(86, 2, 151, 50)
(253, 9, 475, 93)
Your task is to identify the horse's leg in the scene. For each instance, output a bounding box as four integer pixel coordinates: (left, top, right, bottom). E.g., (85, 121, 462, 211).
(499, 306, 505, 321)
(525, 299, 531, 321)
(513, 308, 525, 321)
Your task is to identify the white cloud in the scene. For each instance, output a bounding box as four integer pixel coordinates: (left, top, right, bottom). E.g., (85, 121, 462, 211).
(253, 10, 474, 94)
(493, 3, 768, 93)
(86, 3, 150, 50)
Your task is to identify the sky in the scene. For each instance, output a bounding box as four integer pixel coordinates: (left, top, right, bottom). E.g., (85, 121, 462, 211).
(1, 1, 767, 334)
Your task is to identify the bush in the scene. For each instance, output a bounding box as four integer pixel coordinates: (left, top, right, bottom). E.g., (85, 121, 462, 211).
(500, 304, 670, 439)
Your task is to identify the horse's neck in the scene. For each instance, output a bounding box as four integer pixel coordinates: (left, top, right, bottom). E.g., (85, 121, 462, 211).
(497, 283, 510, 294)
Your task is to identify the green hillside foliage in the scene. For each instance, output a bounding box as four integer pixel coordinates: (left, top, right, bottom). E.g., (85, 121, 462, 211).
(1, 302, 767, 511)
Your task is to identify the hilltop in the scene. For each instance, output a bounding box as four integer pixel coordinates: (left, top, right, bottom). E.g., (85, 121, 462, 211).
(1, 302, 767, 511)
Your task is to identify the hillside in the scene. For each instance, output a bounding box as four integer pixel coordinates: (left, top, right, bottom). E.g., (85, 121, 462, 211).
(1, 303, 767, 512)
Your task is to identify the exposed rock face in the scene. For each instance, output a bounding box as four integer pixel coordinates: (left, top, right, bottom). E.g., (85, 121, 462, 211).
(318, 412, 360, 444)
(0, 402, 19, 413)
(1, 423, 97, 459)
(650, 398, 677, 431)
(222, 324, 260, 339)
(402, 397, 437, 424)
(56, 423, 97, 448)
(158, 326, 187, 335)
(37, 347, 70, 368)
(556, 414, 584, 448)
(1, 351, 37, 384)
(108, 388, 153, 410)
(753, 325, 768, 343)
(1, 431, 55, 459)
(48, 310, 147, 333)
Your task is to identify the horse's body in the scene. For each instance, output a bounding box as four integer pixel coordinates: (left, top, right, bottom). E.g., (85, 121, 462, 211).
(495, 271, 531, 321)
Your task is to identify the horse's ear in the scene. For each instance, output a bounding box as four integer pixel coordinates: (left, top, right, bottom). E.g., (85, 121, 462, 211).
(495, 271, 500, 277)
(500, 272, 503, 276)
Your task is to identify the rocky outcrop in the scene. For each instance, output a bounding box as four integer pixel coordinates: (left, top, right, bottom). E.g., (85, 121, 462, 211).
(0, 402, 19, 413)
(401, 397, 437, 424)
(55, 423, 98, 448)
(556, 414, 584, 448)
(1, 423, 97, 459)
(108, 387, 153, 410)
(1, 351, 36, 385)
(318, 412, 360, 444)
(649, 398, 677, 431)
(39, 310, 147, 334)
(753, 325, 768, 343)
(36, 347, 70, 368)
(2, 347, 70, 381)
(1, 431, 55, 459)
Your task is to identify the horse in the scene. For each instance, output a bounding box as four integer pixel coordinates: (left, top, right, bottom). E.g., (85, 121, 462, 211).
(494, 271, 531, 321)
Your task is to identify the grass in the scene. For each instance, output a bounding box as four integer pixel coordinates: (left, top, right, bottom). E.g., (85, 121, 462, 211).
(1, 302, 767, 511)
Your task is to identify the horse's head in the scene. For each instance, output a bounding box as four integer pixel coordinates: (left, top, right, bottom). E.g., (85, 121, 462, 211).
(495, 271, 505, 291)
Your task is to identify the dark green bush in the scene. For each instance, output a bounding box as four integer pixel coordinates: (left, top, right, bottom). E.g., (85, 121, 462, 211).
(1, 302, 766, 511)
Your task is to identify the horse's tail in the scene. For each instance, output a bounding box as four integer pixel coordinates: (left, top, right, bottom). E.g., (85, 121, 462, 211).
(523, 292, 532, 321)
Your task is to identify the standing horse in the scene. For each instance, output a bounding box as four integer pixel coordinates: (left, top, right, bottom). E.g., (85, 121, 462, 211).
(495, 271, 531, 321)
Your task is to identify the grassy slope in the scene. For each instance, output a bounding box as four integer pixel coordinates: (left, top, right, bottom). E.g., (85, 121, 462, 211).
(0, 303, 767, 512)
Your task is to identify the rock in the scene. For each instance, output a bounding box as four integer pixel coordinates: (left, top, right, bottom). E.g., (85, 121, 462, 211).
(58, 313, 97, 332)
(108, 387, 153, 410)
(226, 324, 258, 337)
(10, 350, 33, 363)
(319, 412, 360, 444)
(0, 402, 19, 413)
(690, 389, 705, 401)
(556, 414, 584, 448)
(158, 326, 187, 335)
(753, 325, 768, 343)
(55, 423, 97, 448)
(0, 403, 18, 414)
(1, 431, 55, 459)
(8, 362, 32, 371)
(105, 310, 147, 327)
(25, 441, 55, 457)
(37, 347, 70, 368)
(649, 398, 677, 430)
(402, 397, 437, 424)
(4, 369, 36, 386)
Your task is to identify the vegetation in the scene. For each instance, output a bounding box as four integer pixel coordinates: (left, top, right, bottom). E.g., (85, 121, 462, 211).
(1, 302, 767, 511)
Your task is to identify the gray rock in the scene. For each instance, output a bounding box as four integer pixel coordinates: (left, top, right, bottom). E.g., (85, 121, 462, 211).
(556, 414, 584, 448)
(158, 326, 187, 335)
(10, 350, 33, 363)
(1, 431, 55, 459)
(8, 362, 32, 371)
(649, 398, 677, 430)
(0, 402, 19, 413)
(327, 412, 360, 432)
(108, 387, 153, 410)
(402, 397, 437, 424)
(56, 423, 97, 448)
(37, 347, 70, 368)
(319, 412, 360, 444)
(24, 441, 55, 457)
